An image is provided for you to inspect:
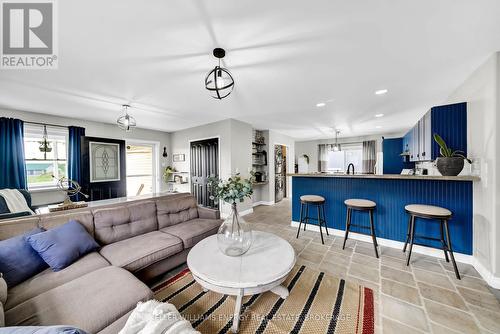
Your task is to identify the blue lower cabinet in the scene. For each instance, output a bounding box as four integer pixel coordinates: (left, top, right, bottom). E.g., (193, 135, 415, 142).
(292, 177, 473, 255)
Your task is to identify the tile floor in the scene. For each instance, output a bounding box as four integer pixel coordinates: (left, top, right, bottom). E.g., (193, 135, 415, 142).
(243, 199, 500, 334)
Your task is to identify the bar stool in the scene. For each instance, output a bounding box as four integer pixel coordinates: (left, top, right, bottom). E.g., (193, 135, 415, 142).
(296, 195, 329, 244)
(403, 204, 460, 279)
(343, 199, 378, 258)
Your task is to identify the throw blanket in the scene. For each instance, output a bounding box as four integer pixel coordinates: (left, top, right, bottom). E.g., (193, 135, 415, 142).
(119, 300, 199, 334)
(0, 189, 34, 215)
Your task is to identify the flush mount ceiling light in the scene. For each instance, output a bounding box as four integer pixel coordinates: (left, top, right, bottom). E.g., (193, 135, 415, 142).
(316, 102, 326, 107)
(375, 125, 382, 129)
(117, 104, 136, 131)
(375, 113, 384, 118)
(375, 89, 388, 95)
(205, 48, 234, 100)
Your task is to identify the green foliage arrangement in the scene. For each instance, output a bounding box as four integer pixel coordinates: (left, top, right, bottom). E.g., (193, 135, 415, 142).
(433, 133, 471, 163)
(163, 166, 176, 182)
(208, 172, 255, 204)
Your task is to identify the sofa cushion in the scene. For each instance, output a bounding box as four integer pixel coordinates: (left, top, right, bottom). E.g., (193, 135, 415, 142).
(0, 227, 48, 288)
(160, 218, 222, 249)
(27, 221, 100, 271)
(5, 252, 109, 310)
(99, 231, 183, 272)
(39, 211, 94, 238)
(156, 196, 199, 228)
(0, 216, 40, 241)
(5, 266, 153, 334)
(97, 310, 131, 334)
(93, 201, 157, 245)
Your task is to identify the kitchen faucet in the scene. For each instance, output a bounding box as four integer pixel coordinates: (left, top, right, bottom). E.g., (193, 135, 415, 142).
(347, 163, 355, 175)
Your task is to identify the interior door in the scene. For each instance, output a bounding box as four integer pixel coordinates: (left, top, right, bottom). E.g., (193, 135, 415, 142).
(81, 136, 126, 201)
(190, 138, 219, 208)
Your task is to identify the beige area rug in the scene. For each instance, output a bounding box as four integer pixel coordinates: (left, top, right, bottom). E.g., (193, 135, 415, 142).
(153, 265, 374, 334)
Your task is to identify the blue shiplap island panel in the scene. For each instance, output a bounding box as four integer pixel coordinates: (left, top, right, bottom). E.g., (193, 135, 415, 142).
(292, 176, 473, 255)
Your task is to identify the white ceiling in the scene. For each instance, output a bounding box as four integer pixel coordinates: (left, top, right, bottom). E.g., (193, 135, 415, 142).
(1, 0, 499, 140)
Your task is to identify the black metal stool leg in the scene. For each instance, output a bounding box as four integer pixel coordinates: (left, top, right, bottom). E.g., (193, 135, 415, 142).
(304, 204, 309, 231)
(406, 215, 416, 266)
(342, 207, 351, 250)
(440, 220, 450, 262)
(403, 214, 412, 253)
(443, 219, 461, 280)
(369, 209, 379, 258)
(317, 205, 324, 244)
(321, 204, 329, 236)
(296, 202, 304, 239)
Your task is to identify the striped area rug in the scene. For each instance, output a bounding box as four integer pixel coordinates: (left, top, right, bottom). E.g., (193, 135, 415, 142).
(153, 265, 374, 334)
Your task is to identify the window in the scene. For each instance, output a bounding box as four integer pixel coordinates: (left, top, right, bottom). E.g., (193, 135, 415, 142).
(126, 143, 158, 196)
(24, 124, 68, 189)
(327, 143, 363, 173)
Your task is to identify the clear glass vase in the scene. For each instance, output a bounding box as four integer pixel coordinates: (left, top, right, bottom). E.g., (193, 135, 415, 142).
(217, 203, 253, 256)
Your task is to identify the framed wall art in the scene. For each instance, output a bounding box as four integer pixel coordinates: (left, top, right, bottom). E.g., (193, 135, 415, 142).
(173, 153, 185, 162)
(89, 141, 121, 182)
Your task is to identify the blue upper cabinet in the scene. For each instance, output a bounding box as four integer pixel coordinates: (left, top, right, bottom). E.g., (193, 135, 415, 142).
(405, 102, 467, 162)
(430, 102, 467, 160)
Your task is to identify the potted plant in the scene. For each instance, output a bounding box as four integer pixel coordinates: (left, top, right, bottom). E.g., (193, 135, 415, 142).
(163, 166, 176, 183)
(433, 133, 471, 176)
(208, 172, 255, 256)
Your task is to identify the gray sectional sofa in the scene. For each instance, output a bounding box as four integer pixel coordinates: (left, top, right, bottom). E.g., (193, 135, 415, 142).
(0, 193, 222, 333)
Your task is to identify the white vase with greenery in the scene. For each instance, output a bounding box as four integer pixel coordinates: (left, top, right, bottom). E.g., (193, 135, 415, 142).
(208, 172, 254, 256)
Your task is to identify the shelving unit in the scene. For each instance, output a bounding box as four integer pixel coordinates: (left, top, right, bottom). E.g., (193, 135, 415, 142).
(252, 130, 268, 186)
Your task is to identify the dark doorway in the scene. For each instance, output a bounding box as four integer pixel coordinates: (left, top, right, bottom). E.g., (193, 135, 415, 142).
(190, 138, 219, 208)
(81, 137, 126, 201)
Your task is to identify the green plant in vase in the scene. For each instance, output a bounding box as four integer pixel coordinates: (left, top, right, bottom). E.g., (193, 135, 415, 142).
(208, 172, 255, 256)
(433, 133, 471, 176)
(163, 166, 176, 183)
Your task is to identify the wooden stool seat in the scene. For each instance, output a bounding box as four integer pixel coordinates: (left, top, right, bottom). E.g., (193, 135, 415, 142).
(405, 204, 451, 218)
(342, 198, 379, 258)
(345, 198, 376, 209)
(403, 204, 460, 279)
(296, 194, 329, 244)
(300, 195, 325, 203)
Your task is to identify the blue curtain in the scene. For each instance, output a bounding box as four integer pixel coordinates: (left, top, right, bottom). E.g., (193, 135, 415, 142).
(68, 126, 85, 200)
(0, 118, 27, 189)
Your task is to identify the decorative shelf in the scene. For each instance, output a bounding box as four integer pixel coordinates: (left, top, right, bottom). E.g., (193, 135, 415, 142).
(253, 181, 269, 186)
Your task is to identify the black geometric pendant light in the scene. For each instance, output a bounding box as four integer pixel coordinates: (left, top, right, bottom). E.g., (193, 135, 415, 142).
(205, 48, 234, 99)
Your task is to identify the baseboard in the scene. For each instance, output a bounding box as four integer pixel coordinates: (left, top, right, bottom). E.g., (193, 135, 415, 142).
(240, 208, 254, 216)
(252, 201, 274, 207)
(472, 258, 500, 289)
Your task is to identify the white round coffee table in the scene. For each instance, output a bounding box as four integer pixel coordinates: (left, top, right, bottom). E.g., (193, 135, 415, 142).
(187, 231, 296, 333)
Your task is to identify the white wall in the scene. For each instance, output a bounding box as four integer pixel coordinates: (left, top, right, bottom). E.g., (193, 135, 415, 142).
(295, 133, 403, 173)
(0, 108, 171, 205)
(446, 52, 500, 285)
(170, 118, 253, 216)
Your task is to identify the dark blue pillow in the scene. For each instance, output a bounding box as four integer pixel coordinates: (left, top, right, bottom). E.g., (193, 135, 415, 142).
(26, 220, 99, 272)
(0, 326, 88, 333)
(0, 227, 47, 287)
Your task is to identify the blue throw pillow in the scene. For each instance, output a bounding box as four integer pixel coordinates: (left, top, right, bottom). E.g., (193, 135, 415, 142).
(26, 220, 99, 272)
(0, 227, 47, 287)
(0, 326, 88, 333)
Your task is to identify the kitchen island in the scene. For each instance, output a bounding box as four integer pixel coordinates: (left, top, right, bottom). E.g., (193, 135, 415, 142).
(288, 173, 479, 255)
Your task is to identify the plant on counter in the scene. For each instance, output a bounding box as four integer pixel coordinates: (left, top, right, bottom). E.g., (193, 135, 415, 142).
(163, 166, 176, 183)
(433, 133, 471, 176)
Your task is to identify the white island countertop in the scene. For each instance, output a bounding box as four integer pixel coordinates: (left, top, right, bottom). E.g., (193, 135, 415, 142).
(287, 173, 480, 182)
